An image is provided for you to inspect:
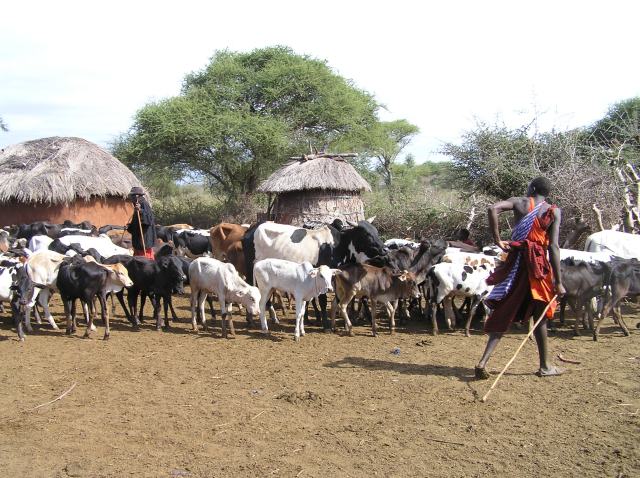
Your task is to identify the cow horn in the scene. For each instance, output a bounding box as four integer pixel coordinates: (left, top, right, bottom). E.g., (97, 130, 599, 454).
(366, 215, 376, 224)
(346, 220, 358, 227)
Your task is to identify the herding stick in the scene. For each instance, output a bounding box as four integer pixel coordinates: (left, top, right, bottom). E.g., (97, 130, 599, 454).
(481, 294, 558, 403)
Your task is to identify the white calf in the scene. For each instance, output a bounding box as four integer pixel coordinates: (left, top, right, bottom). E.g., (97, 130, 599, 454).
(429, 262, 494, 336)
(24, 250, 66, 331)
(253, 259, 335, 341)
(189, 257, 260, 338)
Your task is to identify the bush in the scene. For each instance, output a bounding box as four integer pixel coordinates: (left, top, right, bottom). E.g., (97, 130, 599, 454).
(151, 185, 269, 227)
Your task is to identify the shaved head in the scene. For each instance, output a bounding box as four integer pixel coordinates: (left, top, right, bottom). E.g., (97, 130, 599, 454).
(528, 177, 552, 197)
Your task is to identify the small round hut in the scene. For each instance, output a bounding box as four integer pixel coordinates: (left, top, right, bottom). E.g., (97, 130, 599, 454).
(0, 136, 142, 227)
(257, 153, 371, 226)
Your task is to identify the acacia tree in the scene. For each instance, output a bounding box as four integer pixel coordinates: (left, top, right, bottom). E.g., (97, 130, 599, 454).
(0, 116, 7, 132)
(113, 46, 381, 200)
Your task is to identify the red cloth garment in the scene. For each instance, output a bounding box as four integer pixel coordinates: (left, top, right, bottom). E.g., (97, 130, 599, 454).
(484, 200, 557, 334)
(133, 248, 155, 260)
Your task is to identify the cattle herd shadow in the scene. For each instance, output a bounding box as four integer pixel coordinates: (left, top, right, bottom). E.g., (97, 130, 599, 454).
(324, 356, 475, 382)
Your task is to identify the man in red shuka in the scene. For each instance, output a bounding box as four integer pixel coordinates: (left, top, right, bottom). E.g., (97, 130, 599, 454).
(475, 177, 566, 379)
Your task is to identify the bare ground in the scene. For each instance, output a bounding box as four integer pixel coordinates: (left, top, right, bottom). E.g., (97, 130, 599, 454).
(0, 292, 638, 478)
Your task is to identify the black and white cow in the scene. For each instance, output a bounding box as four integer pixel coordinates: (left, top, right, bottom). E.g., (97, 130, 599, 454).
(243, 220, 387, 329)
(173, 230, 212, 257)
(428, 262, 494, 336)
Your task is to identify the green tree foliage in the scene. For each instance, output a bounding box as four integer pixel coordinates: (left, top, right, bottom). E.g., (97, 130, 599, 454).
(586, 97, 640, 152)
(346, 119, 419, 187)
(113, 46, 380, 199)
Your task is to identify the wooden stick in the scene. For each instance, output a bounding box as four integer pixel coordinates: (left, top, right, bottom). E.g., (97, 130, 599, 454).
(481, 295, 557, 403)
(29, 382, 77, 411)
(557, 353, 581, 365)
(135, 207, 147, 256)
(251, 410, 266, 420)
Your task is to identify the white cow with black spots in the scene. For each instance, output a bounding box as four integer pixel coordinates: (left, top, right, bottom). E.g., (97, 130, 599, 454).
(428, 262, 494, 337)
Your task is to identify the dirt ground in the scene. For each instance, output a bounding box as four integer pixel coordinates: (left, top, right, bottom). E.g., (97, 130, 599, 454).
(0, 292, 638, 478)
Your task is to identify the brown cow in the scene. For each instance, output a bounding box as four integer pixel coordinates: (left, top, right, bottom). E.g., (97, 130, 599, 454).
(331, 264, 419, 337)
(210, 223, 248, 271)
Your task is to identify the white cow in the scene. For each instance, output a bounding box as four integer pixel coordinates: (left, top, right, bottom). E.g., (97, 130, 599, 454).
(28, 235, 54, 253)
(188, 257, 261, 338)
(584, 230, 640, 260)
(253, 259, 335, 341)
(429, 262, 494, 337)
(58, 235, 131, 258)
(24, 250, 66, 331)
(560, 248, 613, 263)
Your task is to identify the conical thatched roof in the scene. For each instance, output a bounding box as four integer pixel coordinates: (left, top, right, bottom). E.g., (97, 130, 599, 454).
(257, 154, 371, 193)
(0, 136, 142, 204)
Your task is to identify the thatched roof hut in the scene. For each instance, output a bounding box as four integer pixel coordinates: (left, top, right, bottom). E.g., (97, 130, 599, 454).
(257, 153, 371, 226)
(0, 136, 142, 226)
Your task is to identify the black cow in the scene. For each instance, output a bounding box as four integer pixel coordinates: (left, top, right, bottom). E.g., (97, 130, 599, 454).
(16, 222, 62, 241)
(56, 258, 129, 340)
(103, 255, 186, 330)
(62, 220, 93, 230)
(174, 231, 211, 257)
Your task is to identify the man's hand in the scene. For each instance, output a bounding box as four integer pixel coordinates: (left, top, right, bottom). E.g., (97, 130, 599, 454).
(497, 240, 511, 251)
(555, 282, 566, 297)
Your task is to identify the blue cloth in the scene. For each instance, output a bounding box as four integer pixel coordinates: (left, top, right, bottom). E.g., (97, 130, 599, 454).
(486, 201, 544, 302)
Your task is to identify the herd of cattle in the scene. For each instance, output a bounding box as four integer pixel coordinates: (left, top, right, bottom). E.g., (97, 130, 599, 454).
(0, 219, 639, 342)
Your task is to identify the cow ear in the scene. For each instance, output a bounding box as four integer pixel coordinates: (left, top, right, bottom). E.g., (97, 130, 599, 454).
(236, 290, 245, 298)
(309, 268, 318, 278)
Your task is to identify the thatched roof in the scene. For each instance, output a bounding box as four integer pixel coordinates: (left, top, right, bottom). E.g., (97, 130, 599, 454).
(257, 154, 371, 193)
(0, 136, 142, 204)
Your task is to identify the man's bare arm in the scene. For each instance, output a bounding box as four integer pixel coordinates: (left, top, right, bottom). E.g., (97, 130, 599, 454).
(488, 198, 516, 250)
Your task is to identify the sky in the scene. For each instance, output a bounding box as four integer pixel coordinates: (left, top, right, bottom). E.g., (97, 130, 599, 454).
(1, 0, 639, 162)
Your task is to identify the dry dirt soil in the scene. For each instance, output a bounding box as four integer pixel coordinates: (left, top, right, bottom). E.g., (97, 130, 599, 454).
(0, 292, 638, 478)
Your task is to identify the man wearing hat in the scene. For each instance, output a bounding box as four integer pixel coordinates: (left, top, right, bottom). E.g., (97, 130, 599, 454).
(127, 186, 157, 259)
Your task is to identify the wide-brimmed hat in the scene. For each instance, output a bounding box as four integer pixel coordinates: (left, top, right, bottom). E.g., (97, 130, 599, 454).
(128, 186, 145, 197)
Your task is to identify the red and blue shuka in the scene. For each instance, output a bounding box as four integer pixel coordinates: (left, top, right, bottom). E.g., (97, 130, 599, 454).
(484, 198, 557, 333)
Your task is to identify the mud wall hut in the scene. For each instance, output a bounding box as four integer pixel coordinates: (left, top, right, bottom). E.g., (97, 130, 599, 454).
(257, 153, 371, 226)
(0, 136, 143, 227)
